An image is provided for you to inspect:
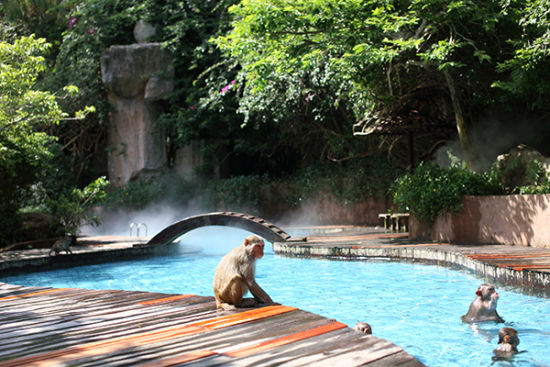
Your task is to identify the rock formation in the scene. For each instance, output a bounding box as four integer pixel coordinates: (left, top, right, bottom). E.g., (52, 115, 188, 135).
(495, 144, 550, 190)
(101, 21, 173, 186)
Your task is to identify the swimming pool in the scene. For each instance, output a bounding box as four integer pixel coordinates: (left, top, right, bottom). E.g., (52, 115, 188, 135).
(2, 227, 549, 366)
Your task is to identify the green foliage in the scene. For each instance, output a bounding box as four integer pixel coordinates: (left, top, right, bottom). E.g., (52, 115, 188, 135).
(0, 35, 61, 244)
(0, 34, 99, 245)
(391, 162, 503, 224)
(52, 0, 143, 122)
(0, 0, 69, 46)
(216, 0, 527, 122)
(48, 177, 109, 235)
(490, 158, 550, 194)
(290, 158, 404, 206)
(103, 175, 198, 210)
(518, 159, 550, 194)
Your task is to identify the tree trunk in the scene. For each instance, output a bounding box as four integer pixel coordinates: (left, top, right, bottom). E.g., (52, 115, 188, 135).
(443, 70, 479, 171)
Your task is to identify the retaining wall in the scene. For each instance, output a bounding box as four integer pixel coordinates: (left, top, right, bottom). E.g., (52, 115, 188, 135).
(410, 194, 550, 248)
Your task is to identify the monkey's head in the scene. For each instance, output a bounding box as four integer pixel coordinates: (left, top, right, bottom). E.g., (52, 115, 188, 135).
(354, 322, 372, 335)
(498, 327, 519, 347)
(476, 283, 499, 303)
(244, 235, 265, 259)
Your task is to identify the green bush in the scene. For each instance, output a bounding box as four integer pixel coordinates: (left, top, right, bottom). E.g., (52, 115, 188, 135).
(391, 162, 503, 224)
(48, 177, 109, 235)
(103, 175, 198, 210)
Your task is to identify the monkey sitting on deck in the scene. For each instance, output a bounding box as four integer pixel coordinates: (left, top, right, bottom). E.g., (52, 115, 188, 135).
(493, 327, 521, 361)
(461, 283, 504, 323)
(213, 235, 274, 310)
(49, 235, 76, 256)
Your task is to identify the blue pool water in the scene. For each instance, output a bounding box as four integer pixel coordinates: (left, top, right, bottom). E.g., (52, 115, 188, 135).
(2, 227, 550, 367)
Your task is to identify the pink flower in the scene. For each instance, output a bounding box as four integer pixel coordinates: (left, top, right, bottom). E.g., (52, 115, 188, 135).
(68, 17, 77, 29)
(86, 29, 94, 35)
(190, 105, 197, 111)
(219, 81, 236, 95)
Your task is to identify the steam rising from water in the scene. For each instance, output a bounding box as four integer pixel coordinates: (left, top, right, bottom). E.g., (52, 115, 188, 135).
(434, 111, 550, 171)
(80, 202, 204, 238)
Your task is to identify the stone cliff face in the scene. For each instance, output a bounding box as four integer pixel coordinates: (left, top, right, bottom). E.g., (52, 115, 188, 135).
(101, 40, 174, 186)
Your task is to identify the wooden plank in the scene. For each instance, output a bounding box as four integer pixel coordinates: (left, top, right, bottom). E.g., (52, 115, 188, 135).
(0, 287, 65, 301)
(225, 321, 347, 358)
(0, 305, 297, 367)
(138, 294, 195, 305)
(465, 252, 550, 259)
(134, 322, 347, 366)
(0, 284, 423, 366)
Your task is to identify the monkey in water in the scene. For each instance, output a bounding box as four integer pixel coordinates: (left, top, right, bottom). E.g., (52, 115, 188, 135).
(461, 283, 504, 323)
(213, 235, 274, 310)
(49, 235, 76, 256)
(493, 327, 520, 360)
(354, 322, 372, 335)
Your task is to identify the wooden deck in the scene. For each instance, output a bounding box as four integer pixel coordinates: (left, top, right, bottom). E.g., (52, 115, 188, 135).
(0, 283, 424, 367)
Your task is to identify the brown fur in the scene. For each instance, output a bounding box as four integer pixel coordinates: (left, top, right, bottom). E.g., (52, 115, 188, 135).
(461, 283, 504, 323)
(354, 322, 372, 335)
(49, 235, 75, 256)
(213, 235, 273, 310)
(493, 327, 520, 360)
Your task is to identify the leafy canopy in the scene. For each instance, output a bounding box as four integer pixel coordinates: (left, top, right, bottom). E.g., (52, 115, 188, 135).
(0, 35, 62, 184)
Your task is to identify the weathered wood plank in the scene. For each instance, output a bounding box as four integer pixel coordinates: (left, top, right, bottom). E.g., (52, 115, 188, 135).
(0, 285, 424, 366)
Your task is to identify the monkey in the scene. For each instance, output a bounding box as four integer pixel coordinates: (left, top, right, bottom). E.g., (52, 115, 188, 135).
(49, 235, 76, 256)
(213, 235, 274, 310)
(461, 283, 504, 323)
(354, 322, 372, 335)
(493, 327, 520, 360)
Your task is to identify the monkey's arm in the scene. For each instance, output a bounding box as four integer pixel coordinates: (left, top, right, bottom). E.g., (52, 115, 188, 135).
(247, 280, 273, 304)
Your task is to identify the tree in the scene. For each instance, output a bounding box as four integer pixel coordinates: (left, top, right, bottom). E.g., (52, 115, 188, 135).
(0, 35, 94, 245)
(216, 0, 541, 170)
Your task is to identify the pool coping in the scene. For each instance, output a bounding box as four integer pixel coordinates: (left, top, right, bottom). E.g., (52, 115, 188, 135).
(1, 232, 549, 292)
(273, 240, 550, 293)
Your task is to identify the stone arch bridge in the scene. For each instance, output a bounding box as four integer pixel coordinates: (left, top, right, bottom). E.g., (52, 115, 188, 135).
(146, 212, 291, 246)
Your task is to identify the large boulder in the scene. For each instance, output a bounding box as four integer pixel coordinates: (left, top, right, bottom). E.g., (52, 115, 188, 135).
(495, 144, 550, 190)
(101, 43, 173, 99)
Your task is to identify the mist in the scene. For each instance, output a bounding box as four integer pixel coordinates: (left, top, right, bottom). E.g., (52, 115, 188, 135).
(434, 109, 550, 171)
(80, 201, 206, 238)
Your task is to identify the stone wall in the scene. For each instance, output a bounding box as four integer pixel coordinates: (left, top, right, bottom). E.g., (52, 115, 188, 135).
(274, 196, 395, 226)
(410, 194, 550, 248)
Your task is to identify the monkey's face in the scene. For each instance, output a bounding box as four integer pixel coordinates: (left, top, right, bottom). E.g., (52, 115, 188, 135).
(477, 284, 498, 302)
(252, 241, 265, 259)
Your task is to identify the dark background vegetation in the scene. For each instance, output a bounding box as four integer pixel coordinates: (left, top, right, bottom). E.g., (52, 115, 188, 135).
(1, 0, 549, 246)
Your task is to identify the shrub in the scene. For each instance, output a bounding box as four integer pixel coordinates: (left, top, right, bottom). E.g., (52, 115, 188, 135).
(103, 175, 198, 210)
(48, 177, 109, 235)
(391, 162, 503, 224)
